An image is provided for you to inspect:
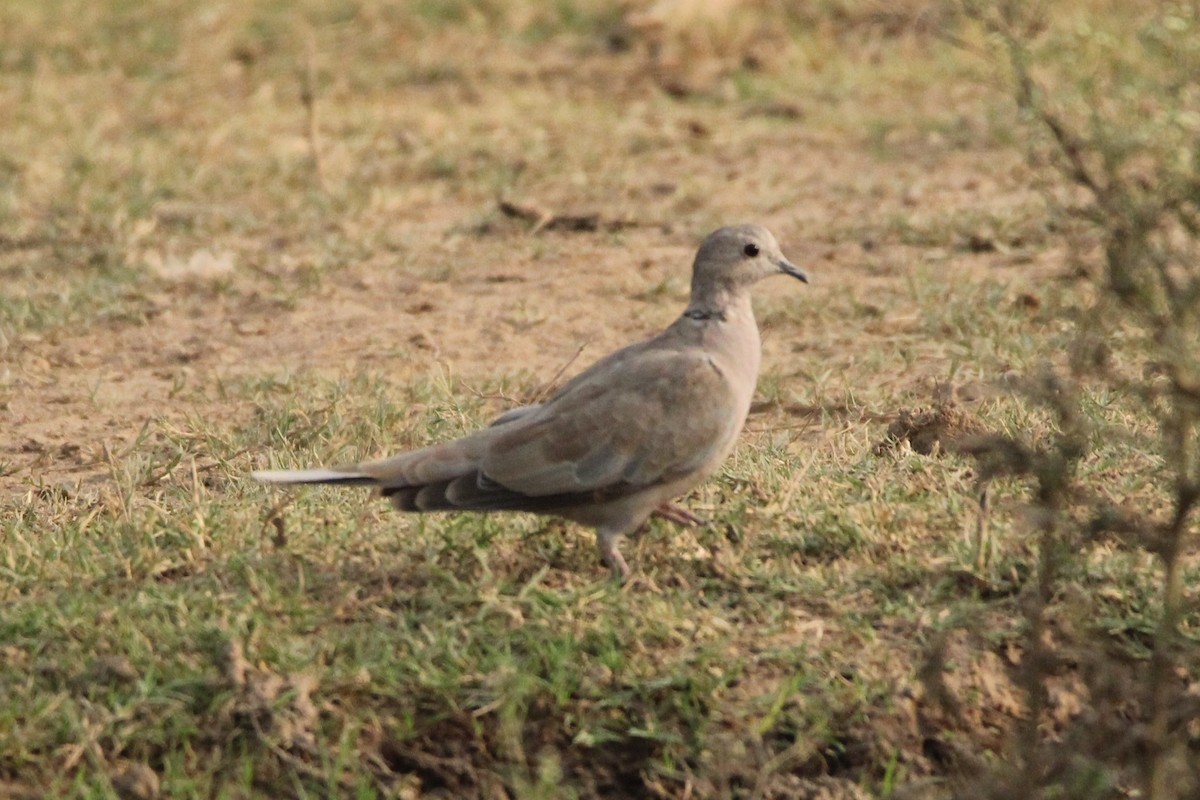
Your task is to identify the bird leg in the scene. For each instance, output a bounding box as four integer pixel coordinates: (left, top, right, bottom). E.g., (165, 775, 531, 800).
(652, 502, 706, 527)
(596, 531, 630, 581)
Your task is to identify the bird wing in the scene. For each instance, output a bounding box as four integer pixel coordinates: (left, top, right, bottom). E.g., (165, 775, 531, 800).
(254, 344, 743, 514)
(476, 346, 740, 501)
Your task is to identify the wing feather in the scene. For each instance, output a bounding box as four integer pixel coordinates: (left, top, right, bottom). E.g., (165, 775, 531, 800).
(336, 345, 741, 514)
(481, 349, 738, 499)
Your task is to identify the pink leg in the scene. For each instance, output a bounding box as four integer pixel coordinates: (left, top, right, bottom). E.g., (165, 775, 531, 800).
(652, 502, 706, 527)
(597, 531, 630, 581)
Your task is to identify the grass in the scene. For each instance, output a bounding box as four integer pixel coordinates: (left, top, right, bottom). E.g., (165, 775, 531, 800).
(10, 359, 1192, 796)
(2, 0, 1198, 798)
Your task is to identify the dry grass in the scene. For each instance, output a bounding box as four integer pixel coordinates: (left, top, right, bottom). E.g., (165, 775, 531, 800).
(1, 1, 1197, 798)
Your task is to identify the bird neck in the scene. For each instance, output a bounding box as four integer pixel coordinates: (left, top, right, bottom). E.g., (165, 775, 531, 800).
(684, 286, 750, 323)
(682, 307, 727, 322)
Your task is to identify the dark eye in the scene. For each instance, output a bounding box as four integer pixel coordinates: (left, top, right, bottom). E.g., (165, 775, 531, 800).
(743, 243, 760, 257)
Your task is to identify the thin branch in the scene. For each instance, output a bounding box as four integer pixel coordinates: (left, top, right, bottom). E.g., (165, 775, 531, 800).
(299, 27, 328, 193)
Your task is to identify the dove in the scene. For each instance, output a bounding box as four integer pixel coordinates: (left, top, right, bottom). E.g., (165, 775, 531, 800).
(253, 224, 809, 579)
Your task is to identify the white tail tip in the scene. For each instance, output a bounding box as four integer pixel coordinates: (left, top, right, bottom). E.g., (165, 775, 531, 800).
(251, 468, 376, 486)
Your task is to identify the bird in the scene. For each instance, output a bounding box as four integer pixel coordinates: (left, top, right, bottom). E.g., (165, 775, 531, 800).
(252, 224, 809, 579)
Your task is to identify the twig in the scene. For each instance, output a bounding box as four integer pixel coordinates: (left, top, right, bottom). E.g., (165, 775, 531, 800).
(457, 341, 587, 413)
(530, 342, 588, 404)
(261, 495, 295, 550)
(498, 198, 639, 234)
(299, 27, 327, 193)
(1147, 483, 1198, 799)
(1004, 35, 1108, 204)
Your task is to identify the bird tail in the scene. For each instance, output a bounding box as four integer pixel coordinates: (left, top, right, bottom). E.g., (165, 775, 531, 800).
(251, 467, 379, 487)
(252, 433, 496, 505)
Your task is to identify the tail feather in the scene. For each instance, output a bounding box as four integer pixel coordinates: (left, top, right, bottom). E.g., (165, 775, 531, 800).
(379, 470, 599, 514)
(254, 426, 517, 502)
(251, 468, 378, 486)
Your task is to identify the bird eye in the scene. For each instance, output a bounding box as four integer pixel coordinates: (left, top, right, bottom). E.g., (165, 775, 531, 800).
(743, 243, 760, 257)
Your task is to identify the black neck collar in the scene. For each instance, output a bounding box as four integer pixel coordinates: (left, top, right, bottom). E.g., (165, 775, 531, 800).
(682, 307, 726, 322)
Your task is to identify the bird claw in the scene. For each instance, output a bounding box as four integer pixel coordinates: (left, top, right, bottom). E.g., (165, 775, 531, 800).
(597, 534, 630, 582)
(652, 502, 707, 527)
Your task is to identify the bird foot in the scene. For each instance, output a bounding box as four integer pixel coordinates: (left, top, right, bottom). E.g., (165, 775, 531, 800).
(597, 534, 630, 582)
(652, 502, 707, 527)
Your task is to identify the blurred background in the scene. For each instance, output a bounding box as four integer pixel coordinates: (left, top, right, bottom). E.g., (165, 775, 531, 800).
(2, 2, 1198, 799)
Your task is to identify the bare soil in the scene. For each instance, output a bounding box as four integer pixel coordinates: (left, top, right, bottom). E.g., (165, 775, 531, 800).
(1, 5, 1095, 796)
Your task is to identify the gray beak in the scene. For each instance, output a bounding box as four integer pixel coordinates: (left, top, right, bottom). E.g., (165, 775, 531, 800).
(776, 257, 809, 283)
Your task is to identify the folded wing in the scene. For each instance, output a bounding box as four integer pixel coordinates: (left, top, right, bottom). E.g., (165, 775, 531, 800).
(450, 348, 738, 509)
(261, 348, 740, 516)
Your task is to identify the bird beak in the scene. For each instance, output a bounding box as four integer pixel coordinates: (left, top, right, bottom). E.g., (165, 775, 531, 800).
(776, 257, 809, 283)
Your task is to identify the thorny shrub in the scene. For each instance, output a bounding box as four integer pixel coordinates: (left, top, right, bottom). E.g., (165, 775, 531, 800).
(931, 3, 1200, 799)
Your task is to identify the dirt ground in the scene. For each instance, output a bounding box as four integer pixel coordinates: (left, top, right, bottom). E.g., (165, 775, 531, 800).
(8, 3, 1155, 797)
(2, 40, 1045, 497)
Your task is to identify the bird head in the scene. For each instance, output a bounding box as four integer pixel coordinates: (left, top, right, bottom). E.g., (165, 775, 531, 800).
(690, 224, 808, 296)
